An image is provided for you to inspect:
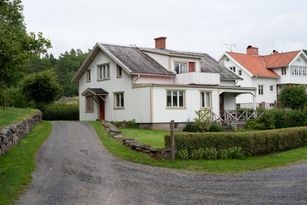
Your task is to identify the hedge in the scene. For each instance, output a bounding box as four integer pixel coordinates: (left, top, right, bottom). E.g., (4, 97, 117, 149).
(165, 126, 307, 159)
(42, 103, 79, 120)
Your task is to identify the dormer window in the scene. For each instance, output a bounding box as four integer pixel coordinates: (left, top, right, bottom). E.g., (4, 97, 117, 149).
(281, 67, 287, 75)
(175, 62, 188, 74)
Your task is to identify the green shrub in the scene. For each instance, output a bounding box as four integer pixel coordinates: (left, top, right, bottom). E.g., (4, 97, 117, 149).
(111, 120, 138, 128)
(177, 149, 189, 160)
(209, 122, 223, 132)
(190, 148, 205, 159)
(42, 103, 79, 120)
(247, 109, 307, 130)
(203, 148, 218, 160)
(183, 121, 223, 132)
(165, 126, 307, 158)
(220, 147, 244, 159)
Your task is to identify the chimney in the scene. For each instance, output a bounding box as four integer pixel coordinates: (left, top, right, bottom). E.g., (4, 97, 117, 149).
(246, 45, 259, 55)
(272, 50, 279, 54)
(154, 37, 167, 49)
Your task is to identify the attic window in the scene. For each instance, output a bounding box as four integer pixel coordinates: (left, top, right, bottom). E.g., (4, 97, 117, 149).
(174, 62, 188, 74)
(117, 65, 122, 78)
(229, 66, 236, 72)
(86, 70, 91, 82)
(226, 58, 229, 61)
(238, 70, 242, 75)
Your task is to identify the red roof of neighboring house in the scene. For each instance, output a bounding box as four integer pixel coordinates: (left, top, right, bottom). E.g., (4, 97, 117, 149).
(227, 50, 301, 78)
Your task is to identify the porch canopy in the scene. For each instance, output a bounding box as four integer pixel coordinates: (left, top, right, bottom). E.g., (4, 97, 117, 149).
(81, 88, 109, 101)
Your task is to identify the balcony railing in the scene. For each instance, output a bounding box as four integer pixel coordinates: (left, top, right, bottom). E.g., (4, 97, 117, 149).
(175, 72, 220, 85)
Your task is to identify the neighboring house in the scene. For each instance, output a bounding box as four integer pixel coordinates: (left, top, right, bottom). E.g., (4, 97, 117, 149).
(72, 37, 256, 129)
(220, 46, 307, 109)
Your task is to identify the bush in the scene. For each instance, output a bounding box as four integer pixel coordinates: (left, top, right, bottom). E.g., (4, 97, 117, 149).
(111, 120, 138, 128)
(203, 148, 218, 160)
(246, 109, 307, 130)
(177, 149, 189, 160)
(208, 122, 223, 132)
(190, 148, 205, 159)
(165, 126, 307, 159)
(279, 85, 307, 110)
(42, 103, 79, 120)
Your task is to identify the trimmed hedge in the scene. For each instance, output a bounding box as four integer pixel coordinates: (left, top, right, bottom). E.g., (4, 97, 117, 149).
(165, 126, 307, 159)
(42, 103, 79, 120)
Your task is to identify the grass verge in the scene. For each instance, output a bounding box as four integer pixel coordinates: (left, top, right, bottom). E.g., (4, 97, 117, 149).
(92, 121, 307, 174)
(0, 121, 52, 205)
(120, 128, 167, 148)
(0, 107, 39, 128)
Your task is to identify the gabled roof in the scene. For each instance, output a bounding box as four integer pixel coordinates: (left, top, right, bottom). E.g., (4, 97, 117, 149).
(141, 48, 241, 80)
(226, 50, 301, 78)
(264, 51, 300, 68)
(101, 44, 173, 76)
(72, 43, 173, 82)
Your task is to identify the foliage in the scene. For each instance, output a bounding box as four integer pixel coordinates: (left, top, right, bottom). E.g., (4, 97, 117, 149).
(219, 147, 244, 160)
(246, 109, 307, 130)
(92, 121, 307, 173)
(165, 126, 307, 158)
(0, 0, 50, 106)
(25, 49, 88, 96)
(183, 111, 224, 132)
(42, 103, 79, 120)
(177, 149, 189, 160)
(190, 148, 205, 159)
(21, 70, 63, 105)
(0, 121, 52, 205)
(112, 120, 138, 128)
(203, 148, 218, 160)
(279, 85, 307, 110)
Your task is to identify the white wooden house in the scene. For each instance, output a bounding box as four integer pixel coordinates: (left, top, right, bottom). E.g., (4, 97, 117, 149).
(73, 37, 256, 129)
(220, 46, 307, 109)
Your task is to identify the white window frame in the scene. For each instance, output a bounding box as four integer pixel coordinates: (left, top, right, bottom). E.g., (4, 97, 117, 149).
(238, 70, 242, 75)
(174, 62, 188, 74)
(200, 91, 212, 109)
(166, 90, 185, 108)
(229, 66, 236, 73)
(281, 67, 287, 75)
(117, 65, 122, 78)
(270, 85, 274, 91)
(114, 92, 124, 109)
(86, 70, 91, 82)
(258, 85, 264, 95)
(97, 64, 110, 80)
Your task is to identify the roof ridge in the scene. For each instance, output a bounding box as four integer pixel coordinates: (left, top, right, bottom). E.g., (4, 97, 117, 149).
(99, 42, 137, 49)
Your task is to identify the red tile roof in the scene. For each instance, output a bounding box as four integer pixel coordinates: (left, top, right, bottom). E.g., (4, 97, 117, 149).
(227, 51, 301, 78)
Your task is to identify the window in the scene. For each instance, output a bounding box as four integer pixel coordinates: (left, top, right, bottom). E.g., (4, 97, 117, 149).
(117, 65, 122, 78)
(270, 85, 274, 91)
(98, 64, 110, 80)
(174, 62, 188, 74)
(281, 67, 287, 75)
(114, 92, 124, 109)
(167, 90, 185, 108)
(258, 85, 264, 95)
(290, 65, 307, 76)
(238, 70, 242, 75)
(85, 96, 94, 113)
(86, 70, 91, 82)
(229, 66, 236, 72)
(200, 91, 212, 108)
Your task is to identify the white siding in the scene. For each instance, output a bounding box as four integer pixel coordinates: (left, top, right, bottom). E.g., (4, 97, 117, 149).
(79, 51, 151, 122)
(151, 87, 219, 123)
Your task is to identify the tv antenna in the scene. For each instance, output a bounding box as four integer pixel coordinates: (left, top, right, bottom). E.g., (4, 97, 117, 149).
(223, 43, 236, 52)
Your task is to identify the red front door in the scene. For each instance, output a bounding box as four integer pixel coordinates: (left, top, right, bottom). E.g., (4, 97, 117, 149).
(99, 100, 105, 120)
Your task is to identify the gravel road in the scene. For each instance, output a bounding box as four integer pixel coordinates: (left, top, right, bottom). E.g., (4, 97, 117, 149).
(16, 121, 307, 205)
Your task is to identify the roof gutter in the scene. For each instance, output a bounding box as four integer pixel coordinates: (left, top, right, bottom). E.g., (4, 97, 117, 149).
(130, 72, 175, 77)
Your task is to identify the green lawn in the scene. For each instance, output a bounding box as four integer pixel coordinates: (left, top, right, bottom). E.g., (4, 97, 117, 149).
(120, 128, 168, 148)
(92, 121, 307, 173)
(0, 121, 52, 205)
(0, 107, 39, 128)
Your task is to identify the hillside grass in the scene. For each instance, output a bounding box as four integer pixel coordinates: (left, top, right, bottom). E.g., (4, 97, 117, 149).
(92, 121, 307, 173)
(0, 107, 39, 128)
(0, 121, 52, 205)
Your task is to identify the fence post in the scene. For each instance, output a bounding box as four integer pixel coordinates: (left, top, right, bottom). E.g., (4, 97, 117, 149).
(170, 120, 175, 161)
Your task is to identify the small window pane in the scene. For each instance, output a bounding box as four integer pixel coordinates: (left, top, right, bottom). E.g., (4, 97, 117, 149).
(179, 92, 184, 107)
(173, 91, 178, 107)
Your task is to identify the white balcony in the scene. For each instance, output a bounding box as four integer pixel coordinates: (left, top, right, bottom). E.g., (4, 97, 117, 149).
(175, 72, 220, 85)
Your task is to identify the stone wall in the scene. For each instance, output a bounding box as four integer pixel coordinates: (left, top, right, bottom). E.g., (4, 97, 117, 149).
(102, 121, 170, 159)
(0, 111, 42, 155)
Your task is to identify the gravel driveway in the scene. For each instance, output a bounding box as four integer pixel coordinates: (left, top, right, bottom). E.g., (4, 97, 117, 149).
(16, 121, 307, 205)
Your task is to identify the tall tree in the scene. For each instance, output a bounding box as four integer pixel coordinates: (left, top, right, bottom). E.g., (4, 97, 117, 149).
(0, 0, 51, 105)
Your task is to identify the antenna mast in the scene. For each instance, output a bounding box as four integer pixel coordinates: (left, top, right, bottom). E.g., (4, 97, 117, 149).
(223, 43, 236, 52)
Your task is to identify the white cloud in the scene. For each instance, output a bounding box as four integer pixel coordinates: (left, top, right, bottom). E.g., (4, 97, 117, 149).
(22, 0, 307, 58)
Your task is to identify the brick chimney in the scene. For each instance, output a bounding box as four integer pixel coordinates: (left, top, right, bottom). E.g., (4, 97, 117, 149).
(154, 37, 167, 49)
(246, 45, 259, 55)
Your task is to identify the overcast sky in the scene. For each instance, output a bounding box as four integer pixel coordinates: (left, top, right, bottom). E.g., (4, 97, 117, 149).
(22, 0, 306, 59)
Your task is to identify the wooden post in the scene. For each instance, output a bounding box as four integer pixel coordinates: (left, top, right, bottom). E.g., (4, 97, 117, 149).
(170, 120, 175, 161)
